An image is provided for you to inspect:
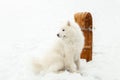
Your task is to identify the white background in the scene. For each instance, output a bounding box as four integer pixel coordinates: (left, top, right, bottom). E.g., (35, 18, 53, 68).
(0, 0, 120, 80)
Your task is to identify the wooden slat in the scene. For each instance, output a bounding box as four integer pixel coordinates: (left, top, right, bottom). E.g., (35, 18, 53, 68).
(74, 12, 93, 62)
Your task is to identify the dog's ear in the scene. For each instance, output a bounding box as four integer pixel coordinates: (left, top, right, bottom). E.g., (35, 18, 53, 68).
(67, 21, 71, 26)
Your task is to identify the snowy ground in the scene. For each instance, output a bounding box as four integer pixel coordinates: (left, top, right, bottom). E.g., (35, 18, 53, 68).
(0, 0, 120, 80)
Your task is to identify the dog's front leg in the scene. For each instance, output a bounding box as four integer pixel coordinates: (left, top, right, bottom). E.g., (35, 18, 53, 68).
(64, 54, 76, 73)
(75, 59, 80, 73)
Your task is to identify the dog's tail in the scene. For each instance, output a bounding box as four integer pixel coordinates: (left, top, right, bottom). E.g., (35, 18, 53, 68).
(32, 59, 43, 74)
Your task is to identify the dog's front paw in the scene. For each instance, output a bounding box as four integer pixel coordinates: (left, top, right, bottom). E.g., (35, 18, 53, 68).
(76, 70, 80, 73)
(67, 69, 76, 73)
(66, 65, 77, 73)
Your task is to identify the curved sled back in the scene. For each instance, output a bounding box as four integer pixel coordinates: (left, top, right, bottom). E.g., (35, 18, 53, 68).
(74, 12, 93, 62)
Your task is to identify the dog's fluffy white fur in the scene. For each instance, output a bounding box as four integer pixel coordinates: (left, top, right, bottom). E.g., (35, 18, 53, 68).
(32, 21, 84, 74)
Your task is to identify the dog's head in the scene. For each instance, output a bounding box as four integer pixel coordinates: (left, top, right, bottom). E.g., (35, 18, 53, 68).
(57, 21, 76, 40)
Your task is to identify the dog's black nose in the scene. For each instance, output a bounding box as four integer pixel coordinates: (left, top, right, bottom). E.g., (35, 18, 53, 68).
(57, 34, 59, 37)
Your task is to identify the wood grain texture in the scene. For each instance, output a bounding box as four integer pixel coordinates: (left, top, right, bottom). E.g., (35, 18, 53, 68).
(74, 12, 92, 62)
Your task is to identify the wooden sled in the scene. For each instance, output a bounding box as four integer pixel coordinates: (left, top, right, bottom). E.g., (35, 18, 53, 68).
(74, 12, 93, 62)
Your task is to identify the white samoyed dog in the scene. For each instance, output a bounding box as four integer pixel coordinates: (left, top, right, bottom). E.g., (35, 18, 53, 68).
(32, 21, 84, 74)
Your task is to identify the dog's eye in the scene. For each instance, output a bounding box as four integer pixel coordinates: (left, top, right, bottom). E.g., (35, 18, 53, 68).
(62, 29, 65, 31)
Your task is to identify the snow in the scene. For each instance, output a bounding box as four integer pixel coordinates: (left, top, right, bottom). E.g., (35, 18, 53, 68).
(0, 0, 120, 80)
